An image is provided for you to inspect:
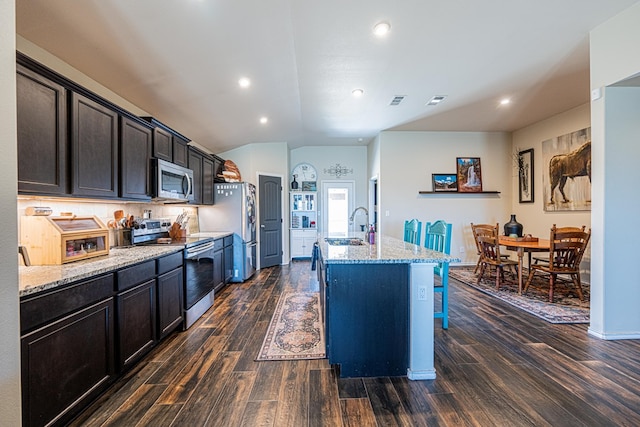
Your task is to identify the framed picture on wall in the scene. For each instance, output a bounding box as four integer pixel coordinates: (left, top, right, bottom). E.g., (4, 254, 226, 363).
(518, 148, 534, 203)
(456, 157, 483, 192)
(432, 173, 458, 192)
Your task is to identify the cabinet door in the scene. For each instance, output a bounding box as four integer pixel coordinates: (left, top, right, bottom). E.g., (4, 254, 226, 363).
(291, 230, 315, 258)
(188, 148, 203, 205)
(224, 241, 234, 283)
(152, 126, 173, 162)
(212, 155, 225, 183)
(213, 247, 224, 291)
(21, 298, 115, 427)
(116, 279, 156, 371)
(202, 155, 214, 205)
(290, 236, 306, 258)
(71, 92, 119, 198)
(120, 117, 152, 200)
(17, 64, 68, 195)
(172, 137, 189, 167)
(157, 267, 184, 340)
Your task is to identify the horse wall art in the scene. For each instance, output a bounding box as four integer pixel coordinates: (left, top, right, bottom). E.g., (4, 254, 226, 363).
(542, 127, 591, 211)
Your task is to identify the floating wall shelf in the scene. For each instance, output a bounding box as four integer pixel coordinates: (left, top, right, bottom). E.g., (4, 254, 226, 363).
(418, 191, 500, 195)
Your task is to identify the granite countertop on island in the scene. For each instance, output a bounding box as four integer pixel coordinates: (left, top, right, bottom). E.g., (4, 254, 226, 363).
(19, 245, 184, 297)
(320, 233, 460, 264)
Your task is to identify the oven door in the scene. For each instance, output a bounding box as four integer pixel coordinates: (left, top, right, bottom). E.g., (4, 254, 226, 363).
(184, 241, 216, 310)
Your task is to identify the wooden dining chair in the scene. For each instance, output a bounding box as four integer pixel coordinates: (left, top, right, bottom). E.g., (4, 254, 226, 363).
(471, 223, 510, 274)
(424, 220, 452, 329)
(524, 224, 591, 302)
(474, 223, 519, 290)
(403, 219, 422, 245)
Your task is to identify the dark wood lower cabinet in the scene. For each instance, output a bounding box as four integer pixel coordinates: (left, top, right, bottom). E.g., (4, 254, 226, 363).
(213, 244, 225, 292)
(20, 252, 186, 426)
(157, 267, 184, 340)
(223, 236, 234, 283)
(21, 298, 115, 427)
(116, 279, 157, 371)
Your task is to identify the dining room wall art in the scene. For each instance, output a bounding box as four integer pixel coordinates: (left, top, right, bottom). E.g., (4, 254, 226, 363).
(456, 157, 483, 192)
(518, 148, 534, 203)
(542, 127, 591, 211)
(432, 173, 458, 192)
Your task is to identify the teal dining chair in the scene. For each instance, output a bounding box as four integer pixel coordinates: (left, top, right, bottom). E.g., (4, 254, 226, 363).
(424, 220, 452, 329)
(403, 219, 422, 245)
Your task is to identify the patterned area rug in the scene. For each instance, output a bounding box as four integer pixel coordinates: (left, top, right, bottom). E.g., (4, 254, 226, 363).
(449, 266, 590, 324)
(256, 292, 326, 361)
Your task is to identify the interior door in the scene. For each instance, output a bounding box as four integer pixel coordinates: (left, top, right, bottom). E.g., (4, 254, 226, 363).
(259, 175, 282, 268)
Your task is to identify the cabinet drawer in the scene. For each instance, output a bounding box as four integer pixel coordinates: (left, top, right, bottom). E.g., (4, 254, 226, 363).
(20, 274, 114, 334)
(157, 251, 183, 275)
(117, 260, 155, 291)
(224, 235, 233, 247)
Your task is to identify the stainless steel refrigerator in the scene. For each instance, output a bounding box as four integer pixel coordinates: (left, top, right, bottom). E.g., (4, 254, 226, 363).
(200, 182, 256, 282)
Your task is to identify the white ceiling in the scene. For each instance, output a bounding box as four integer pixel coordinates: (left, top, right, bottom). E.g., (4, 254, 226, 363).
(16, 0, 640, 154)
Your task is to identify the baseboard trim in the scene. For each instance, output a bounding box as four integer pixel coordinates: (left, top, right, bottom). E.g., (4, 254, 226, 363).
(588, 327, 640, 340)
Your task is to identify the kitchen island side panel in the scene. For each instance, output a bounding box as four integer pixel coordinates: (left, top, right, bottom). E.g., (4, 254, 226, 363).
(326, 263, 409, 377)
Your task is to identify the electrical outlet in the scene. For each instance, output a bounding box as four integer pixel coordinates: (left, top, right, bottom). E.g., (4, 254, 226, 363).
(459, 246, 465, 253)
(418, 286, 427, 301)
(385, 210, 390, 217)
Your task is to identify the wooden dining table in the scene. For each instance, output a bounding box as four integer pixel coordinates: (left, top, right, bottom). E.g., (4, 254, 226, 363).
(498, 236, 550, 294)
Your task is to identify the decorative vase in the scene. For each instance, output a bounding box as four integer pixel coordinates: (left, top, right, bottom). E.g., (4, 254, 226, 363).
(291, 174, 299, 190)
(504, 214, 523, 237)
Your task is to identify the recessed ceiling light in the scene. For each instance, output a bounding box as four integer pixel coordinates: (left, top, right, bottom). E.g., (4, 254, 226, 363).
(426, 95, 447, 106)
(352, 88, 364, 97)
(259, 117, 268, 124)
(500, 98, 511, 105)
(238, 77, 251, 88)
(373, 21, 391, 37)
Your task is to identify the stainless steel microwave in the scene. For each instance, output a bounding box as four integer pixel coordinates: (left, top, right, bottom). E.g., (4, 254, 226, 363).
(153, 158, 195, 202)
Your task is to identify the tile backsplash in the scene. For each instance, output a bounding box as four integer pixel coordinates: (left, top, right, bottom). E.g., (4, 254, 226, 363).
(18, 199, 199, 247)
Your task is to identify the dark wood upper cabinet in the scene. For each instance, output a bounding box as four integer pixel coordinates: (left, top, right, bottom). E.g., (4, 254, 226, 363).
(151, 126, 173, 162)
(70, 92, 119, 198)
(212, 154, 226, 183)
(120, 117, 152, 200)
(172, 136, 189, 168)
(202, 154, 214, 205)
(16, 64, 68, 195)
(188, 147, 204, 205)
(141, 117, 191, 167)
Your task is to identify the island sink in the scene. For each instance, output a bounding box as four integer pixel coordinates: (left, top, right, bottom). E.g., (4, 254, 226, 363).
(325, 238, 365, 246)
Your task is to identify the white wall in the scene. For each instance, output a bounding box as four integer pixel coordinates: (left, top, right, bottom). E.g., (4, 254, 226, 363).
(1, 0, 22, 423)
(590, 2, 640, 339)
(511, 104, 592, 281)
(290, 145, 369, 225)
(378, 131, 512, 264)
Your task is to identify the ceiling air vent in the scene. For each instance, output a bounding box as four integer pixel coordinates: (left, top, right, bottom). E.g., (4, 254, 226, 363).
(389, 95, 406, 106)
(426, 95, 447, 106)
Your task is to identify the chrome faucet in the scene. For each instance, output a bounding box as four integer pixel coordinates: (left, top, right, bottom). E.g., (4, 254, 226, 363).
(349, 206, 369, 223)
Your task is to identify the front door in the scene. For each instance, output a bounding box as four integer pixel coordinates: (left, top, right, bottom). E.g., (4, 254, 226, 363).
(259, 175, 283, 268)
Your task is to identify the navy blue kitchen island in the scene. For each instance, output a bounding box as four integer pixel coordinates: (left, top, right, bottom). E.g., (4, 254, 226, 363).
(318, 234, 459, 379)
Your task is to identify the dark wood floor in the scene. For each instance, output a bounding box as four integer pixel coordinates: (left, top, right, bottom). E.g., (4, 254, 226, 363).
(70, 261, 640, 427)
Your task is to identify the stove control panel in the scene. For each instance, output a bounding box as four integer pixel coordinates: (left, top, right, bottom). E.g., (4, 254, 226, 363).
(131, 218, 171, 237)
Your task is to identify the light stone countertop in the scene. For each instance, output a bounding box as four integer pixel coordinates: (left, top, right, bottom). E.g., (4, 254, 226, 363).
(320, 233, 460, 264)
(19, 246, 183, 297)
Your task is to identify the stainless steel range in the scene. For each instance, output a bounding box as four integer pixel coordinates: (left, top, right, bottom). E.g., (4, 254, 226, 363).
(132, 218, 217, 329)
